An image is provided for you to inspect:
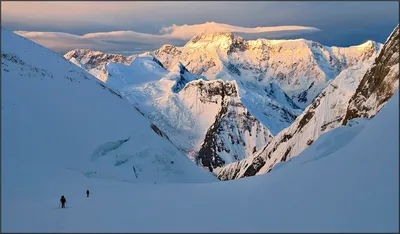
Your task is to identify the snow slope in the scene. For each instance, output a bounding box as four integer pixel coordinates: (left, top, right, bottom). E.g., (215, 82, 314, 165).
(100, 55, 168, 88)
(3, 77, 398, 232)
(1, 27, 216, 185)
(235, 80, 303, 134)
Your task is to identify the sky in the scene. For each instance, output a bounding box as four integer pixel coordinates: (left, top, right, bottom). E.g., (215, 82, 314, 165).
(1, 1, 398, 55)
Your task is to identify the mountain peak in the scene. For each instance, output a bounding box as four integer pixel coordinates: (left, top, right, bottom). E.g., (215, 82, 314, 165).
(185, 32, 248, 54)
(355, 40, 379, 50)
(186, 32, 243, 45)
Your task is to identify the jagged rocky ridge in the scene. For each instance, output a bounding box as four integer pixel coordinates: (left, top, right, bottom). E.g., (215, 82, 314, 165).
(218, 25, 399, 180)
(64, 49, 137, 70)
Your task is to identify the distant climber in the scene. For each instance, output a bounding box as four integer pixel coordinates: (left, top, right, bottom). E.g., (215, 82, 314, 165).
(86, 190, 90, 198)
(60, 195, 67, 208)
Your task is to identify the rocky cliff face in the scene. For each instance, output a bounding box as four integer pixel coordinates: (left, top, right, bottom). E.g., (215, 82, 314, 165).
(189, 80, 273, 172)
(343, 25, 399, 124)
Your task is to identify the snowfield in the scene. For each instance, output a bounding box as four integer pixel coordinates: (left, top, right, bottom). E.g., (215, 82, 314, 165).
(3, 84, 399, 232)
(2, 27, 399, 232)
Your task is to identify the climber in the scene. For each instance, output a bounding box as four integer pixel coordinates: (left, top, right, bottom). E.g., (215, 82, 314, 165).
(60, 195, 67, 208)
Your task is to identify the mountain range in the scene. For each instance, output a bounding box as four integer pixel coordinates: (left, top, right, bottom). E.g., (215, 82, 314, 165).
(218, 25, 398, 180)
(64, 29, 395, 173)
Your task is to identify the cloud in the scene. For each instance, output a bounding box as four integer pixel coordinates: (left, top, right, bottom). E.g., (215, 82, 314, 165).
(160, 22, 319, 40)
(14, 22, 320, 55)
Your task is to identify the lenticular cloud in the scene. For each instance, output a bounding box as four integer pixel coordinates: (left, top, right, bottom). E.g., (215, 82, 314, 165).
(14, 22, 319, 54)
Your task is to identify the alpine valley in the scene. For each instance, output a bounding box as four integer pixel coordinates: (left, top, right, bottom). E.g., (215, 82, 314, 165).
(2, 21, 398, 233)
(64, 25, 398, 175)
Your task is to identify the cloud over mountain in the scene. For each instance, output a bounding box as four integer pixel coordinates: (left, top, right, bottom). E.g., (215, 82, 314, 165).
(14, 22, 319, 54)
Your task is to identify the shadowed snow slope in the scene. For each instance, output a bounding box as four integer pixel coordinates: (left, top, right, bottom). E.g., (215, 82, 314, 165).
(2, 79, 398, 232)
(1, 27, 216, 186)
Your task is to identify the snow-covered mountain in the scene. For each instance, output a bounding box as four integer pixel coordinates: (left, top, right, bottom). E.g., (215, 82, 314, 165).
(95, 58, 274, 172)
(218, 25, 399, 180)
(61, 30, 391, 176)
(65, 34, 382, 136)
(65, 45, 302, 135)
(1, 27, 216, 184)
(154, 32, 382, 109)
(63, 48, 273, 171)
(64, 49, 144, 81)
